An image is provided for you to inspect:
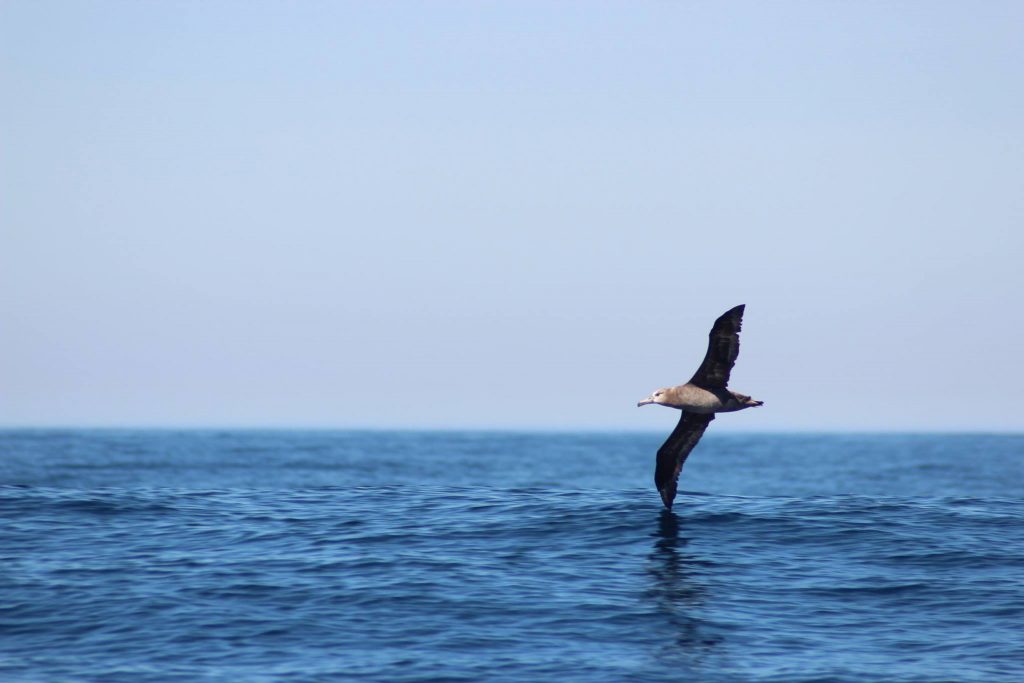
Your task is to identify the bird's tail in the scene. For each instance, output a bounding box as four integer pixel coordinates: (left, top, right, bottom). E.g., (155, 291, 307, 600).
(731, 391, 763, 408)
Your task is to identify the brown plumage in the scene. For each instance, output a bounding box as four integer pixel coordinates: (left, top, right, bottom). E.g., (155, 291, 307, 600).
(689, 304, 744, 391)
(638, 305, 763, 510)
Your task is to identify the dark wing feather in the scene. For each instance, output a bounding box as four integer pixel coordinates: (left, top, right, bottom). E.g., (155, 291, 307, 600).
(689, 304, 745, 390)
(654, 412, 715, 510)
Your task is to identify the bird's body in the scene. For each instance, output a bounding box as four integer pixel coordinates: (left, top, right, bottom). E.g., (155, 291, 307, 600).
(638, 304, 762, 510)
(645, 383, 759, 414)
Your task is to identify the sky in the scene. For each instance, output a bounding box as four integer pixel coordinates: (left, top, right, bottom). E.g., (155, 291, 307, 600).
(2, 1, 1022, 431)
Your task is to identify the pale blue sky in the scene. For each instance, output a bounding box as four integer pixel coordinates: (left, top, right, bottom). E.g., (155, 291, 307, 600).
(2, 1, 1022, 430)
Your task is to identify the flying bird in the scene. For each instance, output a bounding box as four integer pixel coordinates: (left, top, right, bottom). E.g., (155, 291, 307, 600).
(638, 304, 763, 510)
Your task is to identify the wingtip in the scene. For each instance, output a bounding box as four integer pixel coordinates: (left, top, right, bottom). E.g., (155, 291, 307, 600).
(719, 303, 745, 320)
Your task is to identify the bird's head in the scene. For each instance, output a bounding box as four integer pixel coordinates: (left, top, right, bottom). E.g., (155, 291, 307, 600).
(637, 388, 670, 407)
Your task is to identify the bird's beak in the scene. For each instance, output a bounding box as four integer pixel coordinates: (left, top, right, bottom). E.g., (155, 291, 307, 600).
(637, 397, 654, 407)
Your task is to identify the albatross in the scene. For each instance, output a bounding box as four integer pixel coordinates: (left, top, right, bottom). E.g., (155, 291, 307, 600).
(638, 304, 763, 510)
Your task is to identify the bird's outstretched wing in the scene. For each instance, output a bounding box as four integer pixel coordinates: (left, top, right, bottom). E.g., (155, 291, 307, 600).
(654, 411, 715, 510)
(689, 304, 745, 391)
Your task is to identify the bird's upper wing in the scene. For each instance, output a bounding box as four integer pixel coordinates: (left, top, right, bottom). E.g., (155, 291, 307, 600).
(688, 304, 745, 391)
(654, 411, 715, 510)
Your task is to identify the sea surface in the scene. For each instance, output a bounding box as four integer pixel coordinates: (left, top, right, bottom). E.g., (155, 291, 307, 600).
(1, 430, 1022, 682)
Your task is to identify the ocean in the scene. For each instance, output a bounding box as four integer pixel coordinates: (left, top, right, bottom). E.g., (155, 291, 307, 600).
(1, 430, 1022, 682)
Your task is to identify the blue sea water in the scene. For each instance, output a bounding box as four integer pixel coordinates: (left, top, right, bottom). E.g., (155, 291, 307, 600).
(1, 430, 1022, 682)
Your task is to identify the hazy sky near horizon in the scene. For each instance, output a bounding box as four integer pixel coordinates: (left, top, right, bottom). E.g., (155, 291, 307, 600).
(2, 1, 1022, 430)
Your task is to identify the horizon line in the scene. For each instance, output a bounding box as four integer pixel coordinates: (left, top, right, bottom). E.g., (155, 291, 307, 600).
(1, 424, 1021, 436)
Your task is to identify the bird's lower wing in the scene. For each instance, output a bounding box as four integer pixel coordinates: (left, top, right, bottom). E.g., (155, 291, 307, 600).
(654, 412, 715, 510)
